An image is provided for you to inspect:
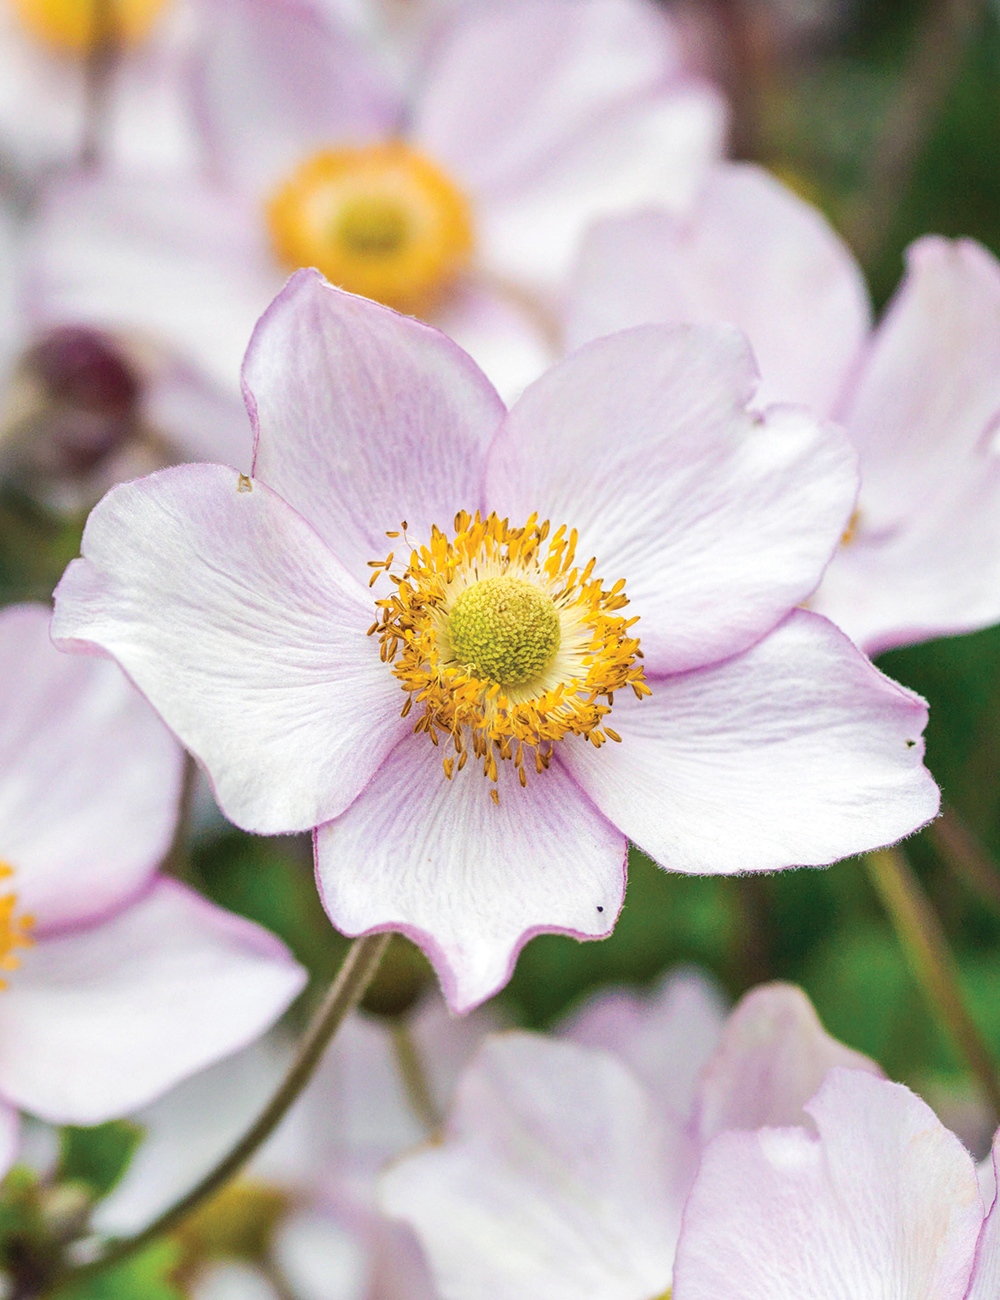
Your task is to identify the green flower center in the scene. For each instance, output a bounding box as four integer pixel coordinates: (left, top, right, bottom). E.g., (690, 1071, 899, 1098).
(334, 196, 410, 257)
(448, 576, 560, 687)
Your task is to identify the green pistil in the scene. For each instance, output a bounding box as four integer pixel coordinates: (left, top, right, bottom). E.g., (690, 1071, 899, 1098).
(334, 196, 409, 256)
(448, 576, 560, 687)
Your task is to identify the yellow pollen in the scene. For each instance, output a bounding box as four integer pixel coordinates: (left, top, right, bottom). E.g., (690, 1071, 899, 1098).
(841, 507, 861, 548)
(0, 863, 33, 988)
(449, 576, 560, 687)
(368, 511, 650, 794)
(10, 0, 170, 52)
(267, 143, 474, 314)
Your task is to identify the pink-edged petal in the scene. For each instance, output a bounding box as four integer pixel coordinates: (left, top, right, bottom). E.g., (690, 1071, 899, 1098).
(672, 1070, 983, 1300)
(474, 86, 726, 296)
(0, 878, 306, 1125)
(51, 464, 408, 835)
(486, 325, 858, 675)
(560, 609, 938, 874)
(968, 1132, 1000, 1300)
(559, 967, 726, 1124)
(315, 731, 626, 1013)
(381, 1032, 684, 1300)
(27, 174, 282, 399)
(566, 163, 872, 413)
(0, 602, 183, 931)
(196, 0, 398, 202)
(244, 270, 505, 582)
(692, 982, 880, 1144)
(812, 453, 1000, 655)
(431, 279, 555, 407)
(412, 0, 686, 195)
(840, 237, 1000, 531)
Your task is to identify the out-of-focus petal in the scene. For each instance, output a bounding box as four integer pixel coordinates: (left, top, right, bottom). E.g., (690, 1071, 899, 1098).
(968, 1132, 1000, 1300)
(195, 0, 399, 201)
(431, 280, 554, 407)
(474, 87, 726, 295)
(315, 732, 626, 1013)
(812, 453, 1000, 655)
(566, 163, 872, 413)
(51, 464, 408, 835)
(94, 1035, 292, 1235)
(560, 610, 938, 874)
(244, 271, 505, 583)
(0, 878, 306, 1125)
(559, 968, 726, 1123)
(0, 9, 83, 172)
(672, 1070, 983, 1300)
(191, 1263, 280, 1300)
(273, 1210, 369, 1300)
(0, 602, 183, 931)
(0, 1103, 18, 1183)
(839, 237, 1000, 531)
(381, 1033, 683, 1300)
(412, 0, 685, 195)
(145, 362, 254, 471)
(28, 174, 281, 399)
(487, 325, 857, 675)
(692, 983, 881, 1144)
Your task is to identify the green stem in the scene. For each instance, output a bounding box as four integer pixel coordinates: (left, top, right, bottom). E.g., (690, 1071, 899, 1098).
(390, 1022, 443, 1133)
(929, 803, 1000, 914)
(865, 846, 1000, 1120)
(49, 933, 391, 1295)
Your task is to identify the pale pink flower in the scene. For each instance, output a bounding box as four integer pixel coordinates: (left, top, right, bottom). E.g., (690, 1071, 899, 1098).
(566, 162, 1000, 655)
(380, 982, 880, 1298)
(52, 271, 937, 1012)
(27, 0, 725, 407)
(0, 600, 306, 1127)
(672, 1068, 997, 1300)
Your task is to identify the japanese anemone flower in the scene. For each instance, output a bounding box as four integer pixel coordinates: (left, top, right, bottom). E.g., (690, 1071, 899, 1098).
(52, 270, 937, 1012)
(0, 601, 306, 1137)
(28, 0, 725, 408)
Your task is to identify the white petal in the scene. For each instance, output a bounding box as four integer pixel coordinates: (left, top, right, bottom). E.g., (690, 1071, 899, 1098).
(0, 602, 183, 931)
(560, 610, 938, 873)
(487, 326, 858, 674)
(315, 732, 626, 1013)
(52, 464, 408, 835)
(381, 1033, 683, 1300)
(0, 879, 305, 1125)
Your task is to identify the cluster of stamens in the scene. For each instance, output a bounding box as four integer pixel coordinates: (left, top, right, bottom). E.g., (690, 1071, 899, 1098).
(368, 511, 649, 800)
(0, 864, 33, 988)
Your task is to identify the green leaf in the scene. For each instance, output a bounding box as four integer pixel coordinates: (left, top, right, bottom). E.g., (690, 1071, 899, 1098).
(52, 1240, 184, 1300)
(57, 1122, 144, 1200)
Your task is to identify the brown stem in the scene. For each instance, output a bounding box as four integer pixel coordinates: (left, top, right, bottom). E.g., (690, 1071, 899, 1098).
(80, 0, 120, 171)
(865, 846, 1000, 1120)
(48, 933, 391, 1294)
(390, 1021, 443, 1133)
(929, 803, 1000, 913)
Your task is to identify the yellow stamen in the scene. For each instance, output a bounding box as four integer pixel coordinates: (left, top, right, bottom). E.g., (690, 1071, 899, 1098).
(841, 507, 861, 548)
(0, 864, 33, 988)
(267, 143, 473, 314)
(10, 0, 169, 52)
(369, 511, 649, 792)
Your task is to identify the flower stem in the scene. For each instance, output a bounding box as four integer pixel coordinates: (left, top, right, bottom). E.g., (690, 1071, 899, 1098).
(49, 932, 391, 1293)
(929, 803, 1000, 914)
(865, 846, 1000, 1119)
(390, 1021, 443, 1133)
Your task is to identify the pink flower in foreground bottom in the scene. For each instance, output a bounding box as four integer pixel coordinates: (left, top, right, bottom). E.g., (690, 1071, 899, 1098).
(379, 982, 881, 1299)
(672, 1069, 996, 1300)
(0, 602, 306, 1130)
(53, 270, 937, 1011)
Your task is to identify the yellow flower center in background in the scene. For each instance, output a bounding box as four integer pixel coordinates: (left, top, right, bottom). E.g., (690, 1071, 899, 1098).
(10, 0, 169, 52)
(0, 864, 33, 987)
(267, 143, 474, 315)
(369, 512, 648, 798)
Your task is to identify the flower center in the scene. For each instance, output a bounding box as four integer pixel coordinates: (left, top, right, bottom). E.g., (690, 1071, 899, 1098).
(449, 576, 560, 688)
(10, 0, 169, 52)
(369, 512, 649, 798)
(267, 143, 474, 315)
(0, 864, 33, 987)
